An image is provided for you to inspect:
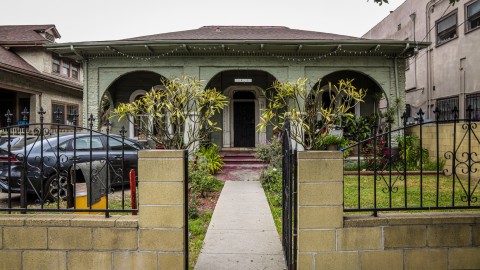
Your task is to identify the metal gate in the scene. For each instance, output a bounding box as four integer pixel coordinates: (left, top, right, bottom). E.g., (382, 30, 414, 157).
(282, 118, 297, 270)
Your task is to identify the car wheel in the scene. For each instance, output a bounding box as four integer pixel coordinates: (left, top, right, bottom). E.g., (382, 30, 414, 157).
(45, 172, 69, 201)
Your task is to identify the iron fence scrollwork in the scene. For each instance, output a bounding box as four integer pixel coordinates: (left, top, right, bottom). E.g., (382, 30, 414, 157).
(343, 106, 480, 214)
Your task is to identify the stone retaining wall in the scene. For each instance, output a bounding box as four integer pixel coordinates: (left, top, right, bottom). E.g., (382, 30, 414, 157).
(0, 150, 186, 270)
(297, 151, 480, 270)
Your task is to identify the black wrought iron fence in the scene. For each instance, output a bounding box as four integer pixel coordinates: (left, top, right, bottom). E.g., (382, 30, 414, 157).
(281, 118, 297, 270)
(0, 107, 140, 217)
(343, 106, 480, 215)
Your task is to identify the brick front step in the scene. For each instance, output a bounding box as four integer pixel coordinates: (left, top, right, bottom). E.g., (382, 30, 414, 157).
(216, 149, 267, 181)
(223, 158, 265, 164)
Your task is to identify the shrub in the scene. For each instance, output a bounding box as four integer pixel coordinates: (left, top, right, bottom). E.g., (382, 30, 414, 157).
(196, 145, 224, 174)
(397, 135, 429, 169)
(361, 136, 388, 170)
(188, 194, 200, 219)
(260, 166, 282, 206)
(189, 169, 222, 197)
(255, 136, 282, 169)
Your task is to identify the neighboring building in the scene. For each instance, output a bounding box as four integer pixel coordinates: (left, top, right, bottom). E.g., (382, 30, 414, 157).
(48, 26, 427, 148)
(363, 0, 480, 121)
(0, 25, 83, 127)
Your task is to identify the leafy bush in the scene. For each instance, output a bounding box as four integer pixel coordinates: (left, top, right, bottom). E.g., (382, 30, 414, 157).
(188, 194, 200, 219)
(397, 135, 429, 169)
(196, 145, 223, 174)
(340, 139, 357, 158)
(260, 166, 282, 206)
(361, 136, 388, 170)
(343, 116, 374, 141)
(189, 169, 222, 197)
(255, 136, 282, 169)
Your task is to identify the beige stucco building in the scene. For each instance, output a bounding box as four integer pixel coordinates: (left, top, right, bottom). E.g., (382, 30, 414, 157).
(0, 25, 83, 126)
(364, 0, 480, 121)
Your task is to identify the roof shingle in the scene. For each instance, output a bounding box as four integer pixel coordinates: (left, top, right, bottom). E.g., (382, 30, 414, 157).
(0, 25, 59, 45)
(126, 26, 360, 41)
(0, 46, 37, 72)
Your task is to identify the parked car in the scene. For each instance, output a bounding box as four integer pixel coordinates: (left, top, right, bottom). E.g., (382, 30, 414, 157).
(0, 133, 145, 201)
(0, 135, 36, 149)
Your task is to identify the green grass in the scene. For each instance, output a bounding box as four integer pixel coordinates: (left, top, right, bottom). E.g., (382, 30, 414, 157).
(189, 210, 213, 269)
(263, 189, 282, 235)
(27, 191, 136, 215)
(188, 181, 223, 269)
(344, 174, 480, 212)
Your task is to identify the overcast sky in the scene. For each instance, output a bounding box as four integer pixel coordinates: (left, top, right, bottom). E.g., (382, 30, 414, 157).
(1, 0, 405, 42)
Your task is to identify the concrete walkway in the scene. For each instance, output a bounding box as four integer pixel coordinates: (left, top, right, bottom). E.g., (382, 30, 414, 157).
(195, 181, 285, 270)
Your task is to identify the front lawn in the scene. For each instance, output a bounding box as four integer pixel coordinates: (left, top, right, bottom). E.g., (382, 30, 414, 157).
(344, 174, 480, 211)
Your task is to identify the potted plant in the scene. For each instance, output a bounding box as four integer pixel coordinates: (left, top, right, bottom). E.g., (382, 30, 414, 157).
(316, 134, 345, 151)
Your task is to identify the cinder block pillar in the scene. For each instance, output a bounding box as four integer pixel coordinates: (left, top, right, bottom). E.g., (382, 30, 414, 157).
(297, 151, 344, 269)
(138, 150, 186, 269)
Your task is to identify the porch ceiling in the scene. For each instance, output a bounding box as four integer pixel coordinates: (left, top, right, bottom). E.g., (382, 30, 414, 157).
(46, 40, 430, 61)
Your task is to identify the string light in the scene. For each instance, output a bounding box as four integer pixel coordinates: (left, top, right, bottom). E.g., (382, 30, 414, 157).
(86, 43, 398, 62)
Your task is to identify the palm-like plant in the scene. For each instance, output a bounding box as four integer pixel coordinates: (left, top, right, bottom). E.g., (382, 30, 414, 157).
(112, 76, 228, 150)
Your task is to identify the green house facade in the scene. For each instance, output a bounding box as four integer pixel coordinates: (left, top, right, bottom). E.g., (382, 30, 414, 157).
(48, 26, 428, 148)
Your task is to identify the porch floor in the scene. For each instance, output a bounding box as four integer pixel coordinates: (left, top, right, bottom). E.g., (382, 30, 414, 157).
(194, 181, 285, 270)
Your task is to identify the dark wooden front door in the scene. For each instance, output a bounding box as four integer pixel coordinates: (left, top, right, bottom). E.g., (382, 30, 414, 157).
(234, 102, 255, 147)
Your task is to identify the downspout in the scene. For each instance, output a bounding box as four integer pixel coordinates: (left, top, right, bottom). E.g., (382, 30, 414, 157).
(71, 45, 86, 127)
(410, 11, 418, 89)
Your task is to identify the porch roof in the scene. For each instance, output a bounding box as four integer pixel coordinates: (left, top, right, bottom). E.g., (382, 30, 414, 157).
(46, 26, 430, 61)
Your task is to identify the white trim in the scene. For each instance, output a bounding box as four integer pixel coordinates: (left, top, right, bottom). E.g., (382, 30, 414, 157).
(222, 86, 266, 148)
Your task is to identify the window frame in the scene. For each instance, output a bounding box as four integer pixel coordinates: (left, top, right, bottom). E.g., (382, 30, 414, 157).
(51, 54, 80, 80)
(61, 61, 70, 77)
(71, 64, 79, 79)
(466, 0, 480, 33)
(435, 96, 459, 121)
(436, 10, 458, 46)
(466, 92, 480, 120)
(52, 57, 61, 74)
(51, 101, 80, 126)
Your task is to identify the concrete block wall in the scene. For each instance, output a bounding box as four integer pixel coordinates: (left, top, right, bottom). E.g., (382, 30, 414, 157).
(0, 150, 186, 270)
(407, 124, 480, 173)
(297, 151, 480, 270)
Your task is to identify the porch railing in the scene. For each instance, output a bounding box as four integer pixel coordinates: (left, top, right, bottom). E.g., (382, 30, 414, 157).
(0, 108, 138, 217)
(343, 106, 480, 215)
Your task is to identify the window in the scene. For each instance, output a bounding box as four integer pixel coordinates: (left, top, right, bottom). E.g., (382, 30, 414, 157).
(61, 62, 70, 76)
(51, 103, 66, 124)
(51, 102, 79, 125)
(52, 55, 80, 80)
(71, 64, 79, 79)
(436, 12, 457, 45)
(108, 137, 139, 151)
(74, 136, 104, 150)
(52, 57, 60, 74)
(466, 93, 480, 120)
(467, 0, 480, 32)
(66, 104, 79, 124)
(436, 96, 459, 121)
